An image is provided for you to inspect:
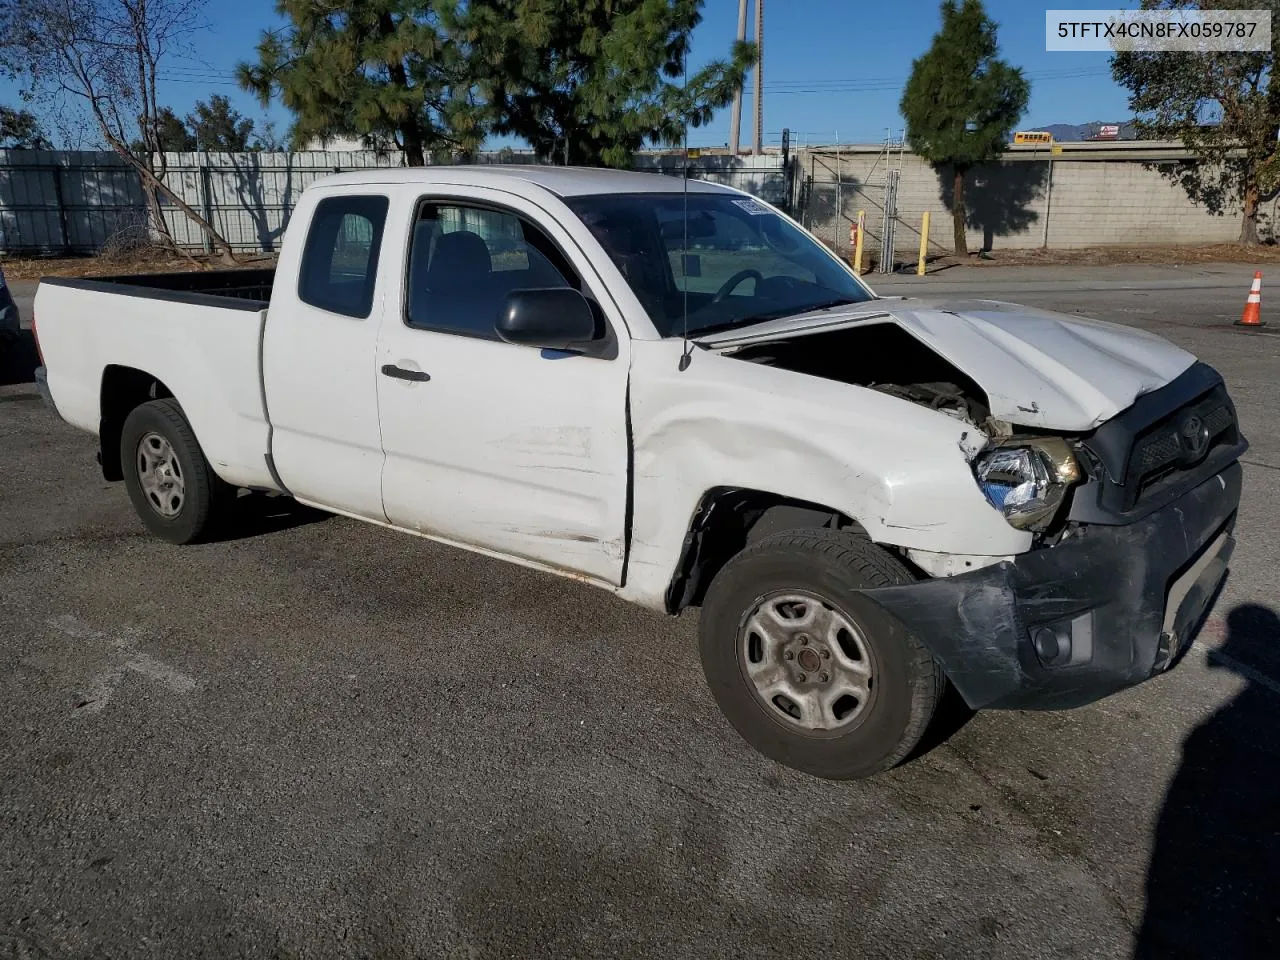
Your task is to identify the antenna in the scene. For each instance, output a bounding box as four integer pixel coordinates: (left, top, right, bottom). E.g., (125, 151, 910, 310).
(678, 48, 693, 372)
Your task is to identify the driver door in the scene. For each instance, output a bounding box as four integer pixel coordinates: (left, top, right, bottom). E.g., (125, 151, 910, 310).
(375, 187, 632, 585)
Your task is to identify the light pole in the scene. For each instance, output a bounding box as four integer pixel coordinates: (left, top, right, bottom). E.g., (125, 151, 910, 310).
(729, 0, 748, 155)
(752, 0, 764, 155)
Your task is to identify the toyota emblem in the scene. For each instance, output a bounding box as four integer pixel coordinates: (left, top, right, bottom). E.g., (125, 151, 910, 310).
(1178, 414, 1210, 463)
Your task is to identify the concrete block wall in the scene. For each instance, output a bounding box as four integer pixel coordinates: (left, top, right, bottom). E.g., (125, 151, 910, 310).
(798, 141, 1278, 258)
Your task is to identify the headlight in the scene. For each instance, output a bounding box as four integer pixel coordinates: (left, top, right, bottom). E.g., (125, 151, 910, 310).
(973, 437, 1082, 531)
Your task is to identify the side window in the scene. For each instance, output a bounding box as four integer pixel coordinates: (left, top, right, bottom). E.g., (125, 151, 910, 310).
(298, 195, 389, 318)
(405, 202, 579, 338)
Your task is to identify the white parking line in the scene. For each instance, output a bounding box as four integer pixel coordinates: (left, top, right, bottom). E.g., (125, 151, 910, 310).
(48, 614, 197, 714)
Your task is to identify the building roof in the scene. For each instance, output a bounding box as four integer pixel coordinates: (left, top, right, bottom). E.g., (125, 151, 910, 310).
(310, 164, 740, 198)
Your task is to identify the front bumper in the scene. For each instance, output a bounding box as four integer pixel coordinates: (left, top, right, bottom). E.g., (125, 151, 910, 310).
(863, 461, 1242, 711)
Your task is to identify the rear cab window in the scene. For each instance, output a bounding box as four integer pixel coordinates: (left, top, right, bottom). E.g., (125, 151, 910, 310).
(298, 195, 390, 318)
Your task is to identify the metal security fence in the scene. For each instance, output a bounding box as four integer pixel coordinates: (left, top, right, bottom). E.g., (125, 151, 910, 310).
(0, 149, 401, 255)
(0, 148, 795, 256)
(0, 156, 148, 254)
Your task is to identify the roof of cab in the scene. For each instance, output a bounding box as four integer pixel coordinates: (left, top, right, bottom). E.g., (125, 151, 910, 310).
(309, 164, 740, 198)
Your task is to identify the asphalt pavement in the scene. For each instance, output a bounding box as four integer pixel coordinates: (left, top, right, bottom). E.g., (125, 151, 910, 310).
(2, 265, 1279, 959)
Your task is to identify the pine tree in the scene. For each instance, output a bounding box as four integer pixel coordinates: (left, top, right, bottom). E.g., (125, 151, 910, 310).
(187, 95, 256, 152)
(900, 0, 1028, 256)
(448, 0, 756, 167)
(0, 106, 49, 149)
(131, 108, 195, 153)
(237, 1, 480, 165)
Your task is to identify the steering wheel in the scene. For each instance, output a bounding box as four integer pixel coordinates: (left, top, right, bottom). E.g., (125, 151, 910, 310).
(711, 268, 763, 304)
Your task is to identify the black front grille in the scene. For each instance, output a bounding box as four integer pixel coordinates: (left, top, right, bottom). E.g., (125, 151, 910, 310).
(1134, 432, 1181, 473)
(1123, 385, 1238, 508)
(1068, 362, 1249, 525)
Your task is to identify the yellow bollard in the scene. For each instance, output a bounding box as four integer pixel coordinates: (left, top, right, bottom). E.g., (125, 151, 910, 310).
(853, 210, 866, 275)
(917, 211, 930, 276)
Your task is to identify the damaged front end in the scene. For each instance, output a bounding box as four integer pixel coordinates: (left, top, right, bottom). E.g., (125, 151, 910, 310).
(861, 463, 1240, 710)
(718, 320, 1092, 545)
(871, 360, 1247, 710)
(714, 318, 1248, 711)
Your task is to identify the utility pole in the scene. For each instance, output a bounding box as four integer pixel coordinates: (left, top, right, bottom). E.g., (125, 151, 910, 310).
(752, 0, 764, 155)
(729, 0, 748, 155)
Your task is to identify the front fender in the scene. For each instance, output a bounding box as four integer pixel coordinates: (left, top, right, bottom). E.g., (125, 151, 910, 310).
(618, 340, 1032, 611)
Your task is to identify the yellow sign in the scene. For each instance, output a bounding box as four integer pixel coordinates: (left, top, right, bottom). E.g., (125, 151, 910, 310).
(686, 148, 702, 159)
(1051, 145, 1063, 156)
(1013, 131, 1053, 145)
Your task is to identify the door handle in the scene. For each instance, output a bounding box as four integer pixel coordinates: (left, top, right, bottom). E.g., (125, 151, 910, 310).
(381, 364, 431, 382)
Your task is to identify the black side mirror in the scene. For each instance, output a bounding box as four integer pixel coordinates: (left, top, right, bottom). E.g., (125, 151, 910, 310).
(495, 288, 600, 352)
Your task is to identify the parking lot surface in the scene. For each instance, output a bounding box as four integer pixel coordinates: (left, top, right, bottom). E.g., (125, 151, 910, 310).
(2, 266, 1278, 959)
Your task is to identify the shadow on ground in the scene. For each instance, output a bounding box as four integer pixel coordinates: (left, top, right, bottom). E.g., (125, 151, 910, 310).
(1134, 603, 1280, 959)
(212, 492, 334, 543)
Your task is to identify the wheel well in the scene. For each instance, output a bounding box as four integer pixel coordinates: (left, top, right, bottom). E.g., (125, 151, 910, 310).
(664, 488, 864, 614)
(99, 366, 175, 481)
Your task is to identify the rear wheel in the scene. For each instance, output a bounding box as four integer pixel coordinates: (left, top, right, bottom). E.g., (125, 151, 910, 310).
(120, 398, 231, 544)
(697, 528, 945, 780)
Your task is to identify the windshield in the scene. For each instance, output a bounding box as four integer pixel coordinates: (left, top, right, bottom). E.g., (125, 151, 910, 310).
(565, 192, 875, 337)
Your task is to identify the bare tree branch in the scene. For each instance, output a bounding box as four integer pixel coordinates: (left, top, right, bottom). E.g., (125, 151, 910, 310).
(1, 0, 236, 261)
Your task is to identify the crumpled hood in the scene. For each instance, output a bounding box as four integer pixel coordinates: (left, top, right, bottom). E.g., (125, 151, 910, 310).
(695, 296, 1196, 431)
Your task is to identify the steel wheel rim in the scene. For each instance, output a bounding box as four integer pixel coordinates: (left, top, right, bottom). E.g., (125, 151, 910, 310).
(738, 591, 875, 736)
(136, 432, 186, 518)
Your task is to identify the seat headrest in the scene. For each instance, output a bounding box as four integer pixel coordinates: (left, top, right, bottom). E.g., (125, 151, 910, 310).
(426, 230, 492, 292)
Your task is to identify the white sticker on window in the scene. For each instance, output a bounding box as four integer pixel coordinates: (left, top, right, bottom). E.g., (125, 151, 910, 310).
(730, 198, 771, 215)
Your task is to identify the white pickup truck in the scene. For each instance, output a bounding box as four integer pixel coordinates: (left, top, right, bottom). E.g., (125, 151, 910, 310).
(33, 166, 1246, 780)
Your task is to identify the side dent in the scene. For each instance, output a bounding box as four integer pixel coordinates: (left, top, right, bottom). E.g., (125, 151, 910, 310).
(618, 339, 1032, 611)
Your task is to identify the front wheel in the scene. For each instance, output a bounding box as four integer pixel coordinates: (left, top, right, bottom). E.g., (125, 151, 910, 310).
(119, 398, 231, 545)
(697, 529, 945, 780)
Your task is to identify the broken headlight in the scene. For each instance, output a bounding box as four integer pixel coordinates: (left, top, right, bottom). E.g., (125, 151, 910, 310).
(973, 438, 1082, 531)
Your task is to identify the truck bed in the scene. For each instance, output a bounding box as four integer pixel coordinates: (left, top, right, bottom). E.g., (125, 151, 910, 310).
(34, 268, 278, 492)
(40, 268, 275, 311)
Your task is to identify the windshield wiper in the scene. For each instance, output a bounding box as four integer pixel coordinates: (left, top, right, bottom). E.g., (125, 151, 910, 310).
(690, 298, 861, 336)
(786, 297, 862, 315)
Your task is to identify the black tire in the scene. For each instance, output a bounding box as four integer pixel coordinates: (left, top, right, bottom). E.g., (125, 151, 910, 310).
(119, 398, 231, 545)
(698, 528, 946, 780)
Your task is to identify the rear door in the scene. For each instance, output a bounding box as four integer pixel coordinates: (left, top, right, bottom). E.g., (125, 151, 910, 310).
(374, 186, 631, 584)
(262, 191, 391, 520)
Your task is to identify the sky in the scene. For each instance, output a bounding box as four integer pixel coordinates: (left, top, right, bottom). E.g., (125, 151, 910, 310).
(1, 0, 1144, 150)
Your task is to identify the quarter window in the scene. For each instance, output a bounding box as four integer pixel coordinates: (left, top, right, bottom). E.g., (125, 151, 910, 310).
(298, 195, 389, 318)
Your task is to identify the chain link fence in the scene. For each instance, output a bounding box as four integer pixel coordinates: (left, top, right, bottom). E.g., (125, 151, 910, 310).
(792, 146, 939, 273)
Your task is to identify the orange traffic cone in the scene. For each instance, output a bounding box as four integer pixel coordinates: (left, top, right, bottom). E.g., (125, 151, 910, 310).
(1237, 271, 1264, 326)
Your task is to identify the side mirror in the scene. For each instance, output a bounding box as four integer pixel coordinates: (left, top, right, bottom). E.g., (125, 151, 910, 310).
(495, 288, 600, 352)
